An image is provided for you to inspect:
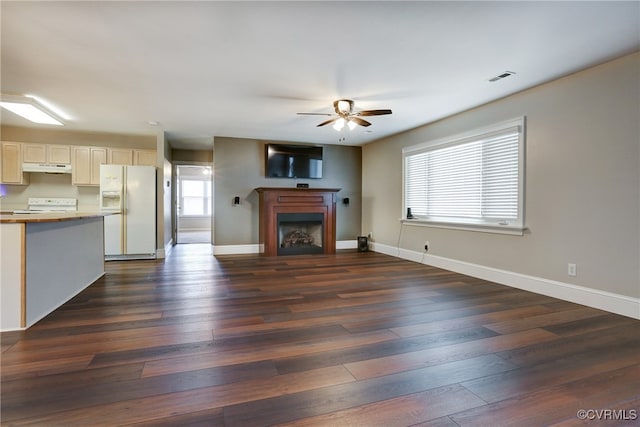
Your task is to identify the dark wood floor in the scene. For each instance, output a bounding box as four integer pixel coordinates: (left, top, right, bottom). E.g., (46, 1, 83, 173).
(2, 245, 639, 426)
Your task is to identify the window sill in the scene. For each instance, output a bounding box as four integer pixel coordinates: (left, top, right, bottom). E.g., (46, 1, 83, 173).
(400, 218, 526, 236)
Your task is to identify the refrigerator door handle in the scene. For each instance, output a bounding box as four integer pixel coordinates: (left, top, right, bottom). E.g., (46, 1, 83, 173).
(123, 179, 127, 253)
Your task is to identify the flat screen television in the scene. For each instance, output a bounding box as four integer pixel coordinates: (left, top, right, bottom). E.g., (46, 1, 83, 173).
(265, 144, 323, 179)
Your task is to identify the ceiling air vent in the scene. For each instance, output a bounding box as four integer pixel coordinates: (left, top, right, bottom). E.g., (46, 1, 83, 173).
(489, 71, 516, 82)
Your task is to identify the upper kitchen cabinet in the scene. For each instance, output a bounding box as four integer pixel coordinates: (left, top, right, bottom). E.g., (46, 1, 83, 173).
(108, 148, 133, 165)
(72, 146, 107, 186)
(0, 142, 29, 185)
(23, 143, 71, 164)
(133, 149, 156, 166)
(48, 145, 71, 164)
(107, 148, 156, 166)
(22, 143, 46, 163)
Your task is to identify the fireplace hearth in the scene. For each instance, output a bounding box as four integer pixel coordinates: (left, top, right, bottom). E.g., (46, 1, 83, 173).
(255, 187, 340, 256)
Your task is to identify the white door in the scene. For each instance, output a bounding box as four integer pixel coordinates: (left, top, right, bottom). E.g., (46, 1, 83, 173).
(124, 166, 156, 255)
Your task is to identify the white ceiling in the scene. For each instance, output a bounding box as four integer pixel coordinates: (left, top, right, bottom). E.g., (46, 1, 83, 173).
(1, 1, 638, 149)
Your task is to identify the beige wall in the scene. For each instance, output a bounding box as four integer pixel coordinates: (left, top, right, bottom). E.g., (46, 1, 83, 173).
(362, 52, 639, 299)
(0, 173, 99, 211)
(171, 148, 213, 163)
(1, 126, 156, 149)
(159, 131, 172, 255)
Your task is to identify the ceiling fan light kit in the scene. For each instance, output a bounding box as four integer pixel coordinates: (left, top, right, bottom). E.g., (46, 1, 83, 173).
(331, 117, 359, 131)
(334, 99, 354, 115)
(298, 98, 392, 132)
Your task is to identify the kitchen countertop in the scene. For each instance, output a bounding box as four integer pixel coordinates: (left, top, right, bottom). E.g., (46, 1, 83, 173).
(0, 211, 118, 224)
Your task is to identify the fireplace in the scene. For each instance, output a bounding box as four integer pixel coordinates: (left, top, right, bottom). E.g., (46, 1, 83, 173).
(255, 187, 340, 256)
(277, 213, 324, 255)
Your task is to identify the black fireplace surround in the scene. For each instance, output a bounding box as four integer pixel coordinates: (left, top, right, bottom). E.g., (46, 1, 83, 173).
(277, 213, 324, 255)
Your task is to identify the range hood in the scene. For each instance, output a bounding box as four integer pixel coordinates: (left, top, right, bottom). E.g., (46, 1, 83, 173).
(22, 163, 72, 174)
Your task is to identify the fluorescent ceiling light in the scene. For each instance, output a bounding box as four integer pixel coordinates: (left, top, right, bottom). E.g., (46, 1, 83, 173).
(0, 94, 64, 125)
(24, 94, 71, 121)
(0, 102, 63, 125)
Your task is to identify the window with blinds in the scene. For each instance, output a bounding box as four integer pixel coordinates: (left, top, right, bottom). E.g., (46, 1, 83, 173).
(403, 117, 525, 233)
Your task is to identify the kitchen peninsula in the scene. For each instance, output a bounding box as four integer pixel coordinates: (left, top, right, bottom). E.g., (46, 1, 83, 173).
(0, 211, 110, 331)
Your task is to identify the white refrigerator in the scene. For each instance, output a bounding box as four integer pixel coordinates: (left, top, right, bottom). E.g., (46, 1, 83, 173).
(100, 164, 156, 260)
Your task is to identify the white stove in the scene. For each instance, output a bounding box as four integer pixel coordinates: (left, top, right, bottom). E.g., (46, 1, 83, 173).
(13, 197, 77, 214)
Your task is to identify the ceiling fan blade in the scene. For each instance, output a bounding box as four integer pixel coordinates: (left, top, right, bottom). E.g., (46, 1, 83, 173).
(317, 117, 340, 127)
(357, 109, 392, 116)
(297, 112, 334, 116)
(350, 117, 372, 127)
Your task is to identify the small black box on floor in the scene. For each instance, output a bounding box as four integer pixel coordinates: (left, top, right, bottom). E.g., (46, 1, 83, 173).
(357, 236, 368, 252)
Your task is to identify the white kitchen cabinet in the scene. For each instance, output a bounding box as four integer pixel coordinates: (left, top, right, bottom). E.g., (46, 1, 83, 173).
(1, 142, 29, 185)
(72, 146, 107, 186)
(133, 149, 156, 166)
(23, 143, 71, 164)
(47, 145, 71, 164)
(108, 148, 133, 165)
(22, 143, 47, 163)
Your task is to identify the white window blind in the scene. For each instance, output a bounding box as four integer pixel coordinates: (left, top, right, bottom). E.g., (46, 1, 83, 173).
(403, 118, 524, 233)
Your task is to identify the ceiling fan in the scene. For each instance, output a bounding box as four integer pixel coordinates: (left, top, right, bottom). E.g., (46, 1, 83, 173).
(297, 99, 392, 130)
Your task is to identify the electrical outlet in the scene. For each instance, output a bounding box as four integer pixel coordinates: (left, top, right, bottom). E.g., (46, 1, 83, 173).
(568, 263, 577, 277)
(424, 241, 429, 252)
(368, 232, 373, 239)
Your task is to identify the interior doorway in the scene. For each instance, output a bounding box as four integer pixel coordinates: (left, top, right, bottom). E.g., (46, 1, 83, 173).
(175, 165, 212, 244)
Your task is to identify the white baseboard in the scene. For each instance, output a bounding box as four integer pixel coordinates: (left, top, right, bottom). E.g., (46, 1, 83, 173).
(213, 244, 260, 255)
(158, 238, 174, 259)
(372, 242, 640, 320)
(337, 240, 357, 250)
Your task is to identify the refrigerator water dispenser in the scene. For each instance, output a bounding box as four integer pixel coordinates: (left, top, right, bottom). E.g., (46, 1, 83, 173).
(101, 191, 122, 210)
